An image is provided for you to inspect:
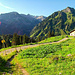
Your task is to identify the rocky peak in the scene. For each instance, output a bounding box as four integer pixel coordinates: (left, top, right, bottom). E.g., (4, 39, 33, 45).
(62, 7, 75, 13)
(34, 16, 46, 21)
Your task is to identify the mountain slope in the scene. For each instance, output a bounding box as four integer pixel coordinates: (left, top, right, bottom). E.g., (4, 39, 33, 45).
(30, 7, 75, 39)
(0, 12, 46, 36)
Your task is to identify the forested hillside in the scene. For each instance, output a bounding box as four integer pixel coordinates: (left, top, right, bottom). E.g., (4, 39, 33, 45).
(30, 7, 75, 39)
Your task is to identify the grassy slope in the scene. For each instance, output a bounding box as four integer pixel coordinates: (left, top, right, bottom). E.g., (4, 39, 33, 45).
(39, 35, 72, 43)
(0, 42, 36, 52)
(0, 51, 23, 75)
(15, 38, 75, 75)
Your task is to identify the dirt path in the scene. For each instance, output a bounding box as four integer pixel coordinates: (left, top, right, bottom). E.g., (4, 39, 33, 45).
(15, 58, 29, 75)
(0, 38, 68, 55)
(5, 53, 29, 75)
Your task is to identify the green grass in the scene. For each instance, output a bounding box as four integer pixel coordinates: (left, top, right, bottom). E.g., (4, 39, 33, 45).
(0, 42, 37, 52)
(39, 35, 71, 43)
(17, 44, 61, 58)
(15, 38, 75, 75)
(0, 51, 17, 75)
(0, 50, 23, 75)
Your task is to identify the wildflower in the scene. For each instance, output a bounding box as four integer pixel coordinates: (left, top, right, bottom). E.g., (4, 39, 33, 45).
(59, 72, 62, 75)
(67, 54, 71, 57)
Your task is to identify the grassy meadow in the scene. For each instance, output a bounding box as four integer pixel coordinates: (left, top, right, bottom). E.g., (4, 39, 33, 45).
(39, 35, 72, 43)
(0, 50, 23, 75)
(0, 42, 36, 52)
(15, 38, 75, 75)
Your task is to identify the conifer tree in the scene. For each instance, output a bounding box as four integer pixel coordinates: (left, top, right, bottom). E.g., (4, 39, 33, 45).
(19, 35, 23, 44)
(51, 30, 54, 36)
(42, 36, 45, 40)
(12, 33, 20, 45)
(23, 34, 26, 44)
(37, 36, 40, 42)
(26, 36, 30, 43)
(48, 31, 51, 38)
(6, 37, 11, 47)
(30, 38, 36, 43)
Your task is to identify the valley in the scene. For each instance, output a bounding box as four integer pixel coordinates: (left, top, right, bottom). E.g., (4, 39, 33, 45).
(0, 4, 75, 75)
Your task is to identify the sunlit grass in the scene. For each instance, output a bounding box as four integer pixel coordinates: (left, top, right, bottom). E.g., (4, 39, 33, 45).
(15, 38, 75, 75)
(0, 51, 23, 75)
(39, 35, 72, 43)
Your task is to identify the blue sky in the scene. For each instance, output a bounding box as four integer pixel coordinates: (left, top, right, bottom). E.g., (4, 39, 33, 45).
(0, 0, 75, 16)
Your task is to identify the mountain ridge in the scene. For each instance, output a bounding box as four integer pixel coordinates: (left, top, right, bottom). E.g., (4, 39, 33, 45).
(30, 7, 75, 39)
(62, 7, 75, 13)
(0, 12, 46, 36)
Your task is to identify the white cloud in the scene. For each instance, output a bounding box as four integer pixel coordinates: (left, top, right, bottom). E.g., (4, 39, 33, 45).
(0, 2, 14, 10)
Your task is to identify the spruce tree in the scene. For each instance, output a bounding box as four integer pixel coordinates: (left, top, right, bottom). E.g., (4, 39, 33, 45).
(48, 31, 51, 38)
(51, 30, 54, 36)
(19, 35, 23, 44)
(37, 36, 40, 42)
(42, 36, 45, 40)
(6, 37, 11, 47)
(26, 36, 30, 43)
(23, 34, 26, 44)
(12, 33, 20, 45)
(30, 38, 36, 43)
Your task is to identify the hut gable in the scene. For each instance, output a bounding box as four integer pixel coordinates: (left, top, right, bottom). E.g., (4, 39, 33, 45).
(70, 30, 75, 36)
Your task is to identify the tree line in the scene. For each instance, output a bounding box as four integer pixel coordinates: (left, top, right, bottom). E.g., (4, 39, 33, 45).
(0, 33, 36, 49)
(0, 31, 55, 49)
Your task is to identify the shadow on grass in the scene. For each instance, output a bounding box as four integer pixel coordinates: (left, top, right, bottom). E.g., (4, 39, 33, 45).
(0, 56, 14, 75)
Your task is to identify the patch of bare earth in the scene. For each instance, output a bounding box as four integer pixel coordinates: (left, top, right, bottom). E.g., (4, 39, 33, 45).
(14, 58, 29, 75)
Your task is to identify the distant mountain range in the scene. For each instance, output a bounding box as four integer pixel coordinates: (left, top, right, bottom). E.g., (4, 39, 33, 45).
(30, 7, 75, 39)
(0, 12, 46, 36)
